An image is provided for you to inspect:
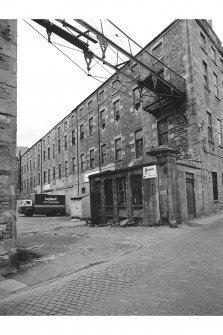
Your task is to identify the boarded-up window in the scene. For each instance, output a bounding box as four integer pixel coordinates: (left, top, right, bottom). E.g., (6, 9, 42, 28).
(212, 171, 218, 201)
(115, 138, 122, 161)
(135, 129, 143, 158)
(104, 179, 113, 205)
(116, 177, 126, 204)
(157, 119, 168, 146)
(131, 174, 142, 205)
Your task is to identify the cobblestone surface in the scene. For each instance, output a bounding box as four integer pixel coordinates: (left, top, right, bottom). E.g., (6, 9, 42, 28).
(0, 220, 223, 315)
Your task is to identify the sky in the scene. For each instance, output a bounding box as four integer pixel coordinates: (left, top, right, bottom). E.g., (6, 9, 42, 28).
(13, 2, 223, 149)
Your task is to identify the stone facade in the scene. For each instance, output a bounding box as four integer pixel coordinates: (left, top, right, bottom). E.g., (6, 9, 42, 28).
(0, 20, 17, 246)
(20, 20, 223, 222)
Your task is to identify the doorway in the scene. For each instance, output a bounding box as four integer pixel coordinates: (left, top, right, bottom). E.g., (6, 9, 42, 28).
(186, 172, 196, 219)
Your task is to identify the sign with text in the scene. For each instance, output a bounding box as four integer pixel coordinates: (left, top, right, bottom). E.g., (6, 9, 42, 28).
(143, 165, 157, 179)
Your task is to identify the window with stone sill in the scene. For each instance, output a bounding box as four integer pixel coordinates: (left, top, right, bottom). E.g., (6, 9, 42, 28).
(65, 161, 68, 177)
(58, 164, 62, 179)
(90, 149, 95, 169)
(114, 99, 120, 122)
(116, 176, 127, 204)
(64, 135, 68, 149)
(157, 118, 168, 146)
(213, 72, 219, 97)
(200, 32, 206, 51)
(72, 130, 75, 145)
(135, 129, 144, 158)
(211, 46, 216, 63)
(98, 90, 105, 104)
(115, 138, 122, 161)
(212, 171, 218, 201)
(207, 112, 213, 142)
(202, 61, 209, 88)
(80, 124, 84, 140)
(217, 119, 222, 146)
(101, 144, 106, 165)
(100, 109, 105, 129)
(89, 117, 94, 135)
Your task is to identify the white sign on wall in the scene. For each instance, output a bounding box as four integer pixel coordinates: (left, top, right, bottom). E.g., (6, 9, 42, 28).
(143, 165, 157, 179)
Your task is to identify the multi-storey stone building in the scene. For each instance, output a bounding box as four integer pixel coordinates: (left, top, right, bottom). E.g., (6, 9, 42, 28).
(20, 20, 223, 225)
(0, 20, 17, 247)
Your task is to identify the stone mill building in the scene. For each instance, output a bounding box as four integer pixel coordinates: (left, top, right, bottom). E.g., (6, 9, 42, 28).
(19, 19, 223, 226)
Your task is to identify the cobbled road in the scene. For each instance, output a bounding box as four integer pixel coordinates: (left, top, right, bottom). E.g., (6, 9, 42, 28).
(0, 220, 223, 316)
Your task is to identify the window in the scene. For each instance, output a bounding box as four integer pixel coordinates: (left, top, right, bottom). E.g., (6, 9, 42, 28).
(27, 162, 28, 172)
(135, 129, 143, 158)
(90, 149, 95, 169)
(71, 114, 75, 124)
(53, 166, 56, 179)
(207, 112, 213, 142)
(80, 154, 85, 172)
(21, 166, 23, 175)
(81, 187, 86, 194)
(43, 150, 46, 162)
(101, 144, 106, 165)
(100, 109, 105, 129)
(114, 99, 120, 121)
(58, 164, 62, 179)
(79, 107, 83, 118)
(58, 127, 61, 136)
(38, 143, 40, 152)
(58, 139, 61, 153)
(47, 136, 50, 144)
(89, 117, 94, 135)
(98, 90, 104, 103)
(112, 80, 119, 93)
(65, 161, 68, 177)
(72, 157, 76, 173)
(33, 158, 35, 169)
(64, 121, 67, 130)
(131, 174, 143, 205)
(72, 130, 75, 145)
(53, 143, 55, 158)
(133, 87, 141, 111)
(30, 176, 32, 189)
(48, 169, 50, 183)
(152, 42, 163, 60)
(30, 160, 32, 170)
(80, 124, 84, 140)
(38, 173, 40, 184)
(88, 100, 93, 111)
(211, 46, 216, 63)
(27, 178, 29, 190)
(212, 171, 218, 201)
(64, 135, 68, 149)
(43, 139, 45, 147)
(38, 154, 40, 169)
(43, 170, 46, 183)
(104, 179, 113, 205)
(33, 175, 36, 186)
(200, 32, 206, 50)
(213, 72, 219, 97)
(220, 58, 223, 72)
(48, 147, 50, 159)
(217, 119, 222, 146)
(116, 177, 126, 204)
(203, 61, 208, 87)
(157, 118, 168, 146)
(115, 138, 122, 161)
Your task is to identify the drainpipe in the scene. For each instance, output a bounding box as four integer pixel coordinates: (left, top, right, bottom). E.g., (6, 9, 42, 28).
(40, 139, 43, 193)
(96, 91, 102, 173)
(76, 109, 80, 195)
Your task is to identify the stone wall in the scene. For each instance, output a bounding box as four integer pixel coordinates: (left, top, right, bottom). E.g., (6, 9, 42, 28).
(0, 20, 17, 247)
